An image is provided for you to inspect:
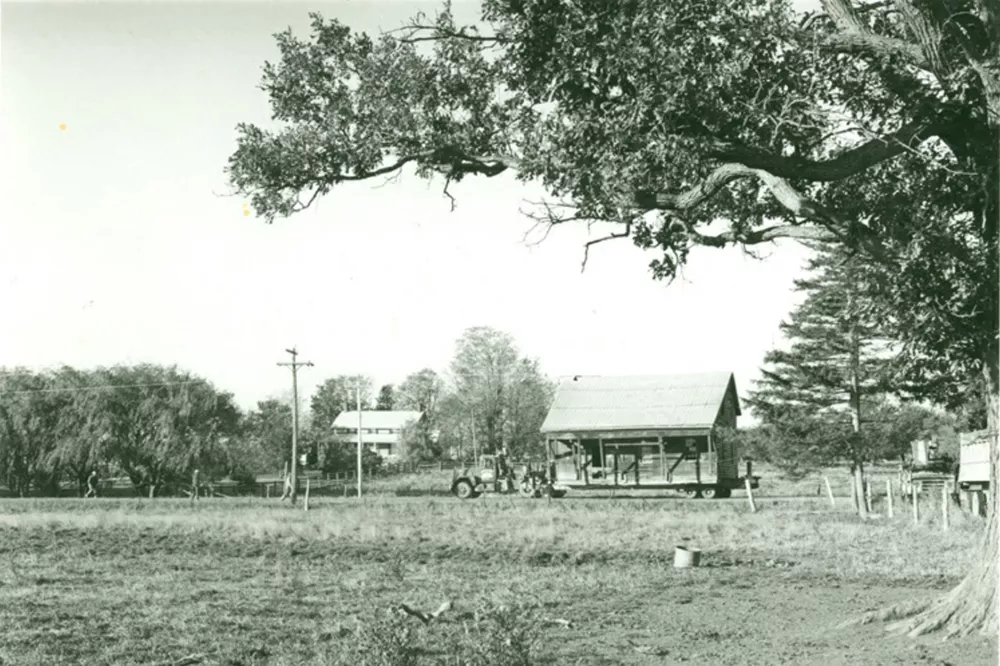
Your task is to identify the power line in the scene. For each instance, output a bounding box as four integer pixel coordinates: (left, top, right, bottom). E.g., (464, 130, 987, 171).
(0, 380, 208, 395)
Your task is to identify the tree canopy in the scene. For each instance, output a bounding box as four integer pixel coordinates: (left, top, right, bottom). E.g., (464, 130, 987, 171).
(227, 0, 997, 412)
(448, 326, 554, 458)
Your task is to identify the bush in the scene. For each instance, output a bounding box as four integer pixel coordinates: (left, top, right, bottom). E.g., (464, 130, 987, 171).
(321, 442, 384, 476)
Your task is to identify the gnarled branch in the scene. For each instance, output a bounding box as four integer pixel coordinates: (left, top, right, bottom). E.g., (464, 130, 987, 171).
(709, 117, 940, 181)
(817, 0, 930, 69)
(687, 223, 836, 247)
(634, 163, 843, 227)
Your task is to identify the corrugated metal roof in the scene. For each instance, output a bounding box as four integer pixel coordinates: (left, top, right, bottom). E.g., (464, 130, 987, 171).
(331, 410, 423, 429)
(540, 372, 739, 433)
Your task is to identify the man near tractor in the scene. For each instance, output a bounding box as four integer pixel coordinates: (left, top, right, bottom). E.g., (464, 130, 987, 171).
(496, 447, 515, 493)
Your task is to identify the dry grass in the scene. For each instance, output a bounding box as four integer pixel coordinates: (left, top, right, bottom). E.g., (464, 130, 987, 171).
(0, 485, 989, 666)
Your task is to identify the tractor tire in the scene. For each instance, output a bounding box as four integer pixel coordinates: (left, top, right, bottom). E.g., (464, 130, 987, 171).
(454, 479, 476, 500)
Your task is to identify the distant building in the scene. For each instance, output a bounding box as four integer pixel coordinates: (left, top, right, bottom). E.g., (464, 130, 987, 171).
(331, 410, 424, 460)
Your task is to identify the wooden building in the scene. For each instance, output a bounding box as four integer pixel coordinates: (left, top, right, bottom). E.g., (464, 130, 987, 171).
(540, 372, 755, 498)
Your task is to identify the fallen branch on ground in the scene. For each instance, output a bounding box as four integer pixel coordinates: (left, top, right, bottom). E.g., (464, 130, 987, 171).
(394, 599, 453, 624)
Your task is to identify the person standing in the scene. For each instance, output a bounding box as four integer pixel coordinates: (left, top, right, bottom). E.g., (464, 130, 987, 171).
(84, 470, 98, 498)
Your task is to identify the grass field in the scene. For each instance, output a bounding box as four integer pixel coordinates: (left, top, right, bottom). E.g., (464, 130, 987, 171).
(0, 469, 995, 665)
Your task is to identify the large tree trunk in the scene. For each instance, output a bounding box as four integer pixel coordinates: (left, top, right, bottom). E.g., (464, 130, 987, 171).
(855, 356, 999, 639)
(853, 75, 1000, 640)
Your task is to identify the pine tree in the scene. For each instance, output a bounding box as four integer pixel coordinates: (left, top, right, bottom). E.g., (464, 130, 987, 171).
(749, 244, 896, 516)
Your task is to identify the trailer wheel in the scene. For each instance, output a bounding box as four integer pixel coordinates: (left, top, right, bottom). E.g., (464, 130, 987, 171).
(454, 479, 476, 500)
(701, 487, 720, 499)
(520, 480, 539, 498)
(680, 487, 699, 499)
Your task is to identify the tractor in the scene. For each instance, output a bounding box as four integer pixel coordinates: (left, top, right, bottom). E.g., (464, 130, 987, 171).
(451, 454, 566, 500)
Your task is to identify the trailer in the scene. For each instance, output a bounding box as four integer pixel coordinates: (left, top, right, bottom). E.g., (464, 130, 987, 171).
(539, 373, 760, 499)
(544, 435, 757, 498)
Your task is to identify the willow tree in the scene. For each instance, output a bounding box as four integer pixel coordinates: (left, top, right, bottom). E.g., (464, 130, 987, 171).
(226, 0, 999, 637)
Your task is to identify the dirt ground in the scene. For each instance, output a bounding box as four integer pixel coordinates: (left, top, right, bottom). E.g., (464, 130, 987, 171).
(0, 499, 995, 665)
(547, 572, 996, 666)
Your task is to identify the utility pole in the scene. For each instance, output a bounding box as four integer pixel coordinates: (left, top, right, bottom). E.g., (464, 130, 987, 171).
(357, 376, 363, 498)
(471, 405, 478, 464)
(278, 347, 313, 504)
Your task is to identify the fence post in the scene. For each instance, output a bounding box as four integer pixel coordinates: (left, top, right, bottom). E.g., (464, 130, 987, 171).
(149, 485, 155, 499)
(912, 485, 920, 524)
(941, 482, 950, 531)
(864, 479, 872, 513)
(192, 469, 200, 502)
(304, 478, 311, 512)
(971, 490, 981, 517)
(885, 478, 893, 518)
(823, 476, 835, 507)
(744, 477, 757, 513)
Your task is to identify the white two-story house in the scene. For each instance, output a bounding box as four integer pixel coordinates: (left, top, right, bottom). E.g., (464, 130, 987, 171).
(330, 410, 424, 460)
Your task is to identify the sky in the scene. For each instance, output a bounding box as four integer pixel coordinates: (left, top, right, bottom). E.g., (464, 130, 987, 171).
(0, 0, 815, 420)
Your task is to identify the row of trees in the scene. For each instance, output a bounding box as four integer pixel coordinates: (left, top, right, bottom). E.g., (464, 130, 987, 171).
(0, 365, 242, 497)
(0, 327, 555, 495)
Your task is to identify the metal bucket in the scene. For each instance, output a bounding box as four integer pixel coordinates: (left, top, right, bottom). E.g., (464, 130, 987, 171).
(674, 546, 701, 568)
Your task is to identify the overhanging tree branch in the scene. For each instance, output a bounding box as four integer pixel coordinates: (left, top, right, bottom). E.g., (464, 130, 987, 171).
(709, 118, 941, 181)
(689, 223, 836, 247)
(633, 163, 892, 260)
(393, 24, 508, 45)
(634, 163, 844, 227)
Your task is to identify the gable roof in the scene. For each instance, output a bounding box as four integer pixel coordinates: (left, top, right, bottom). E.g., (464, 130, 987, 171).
(331, 410, 423, 429)
(540, 372, 740, 433)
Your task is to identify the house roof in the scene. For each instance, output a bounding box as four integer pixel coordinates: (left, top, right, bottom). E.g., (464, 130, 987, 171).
(540, 372, 740, 433)
(332, 410, 423, 429)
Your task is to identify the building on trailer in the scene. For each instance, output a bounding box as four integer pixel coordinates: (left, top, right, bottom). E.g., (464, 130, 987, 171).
(331, 410, 424, 461)
(540, 372, 758, 498)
